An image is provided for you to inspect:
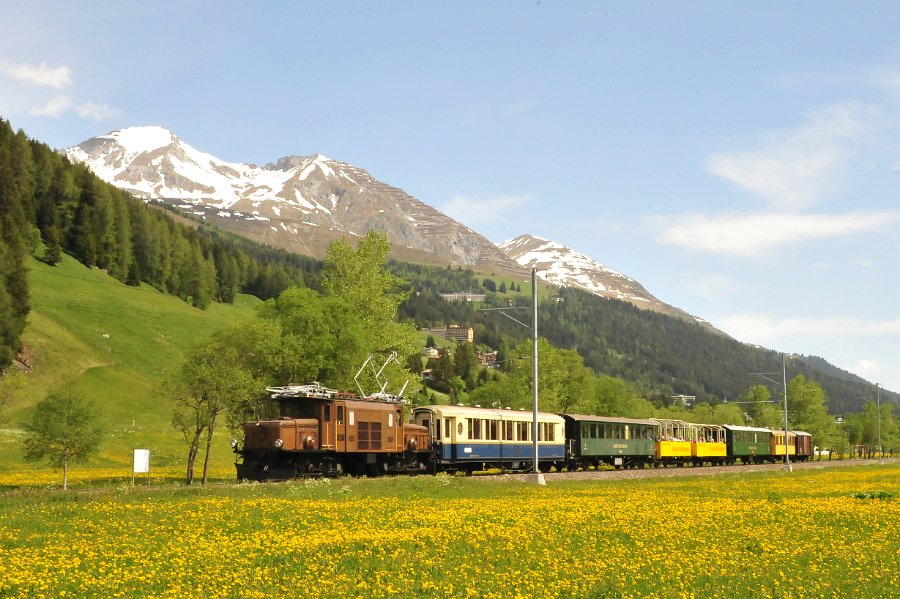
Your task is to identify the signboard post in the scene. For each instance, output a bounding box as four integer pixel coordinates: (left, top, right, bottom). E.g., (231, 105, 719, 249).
(133, 449, 150, 485)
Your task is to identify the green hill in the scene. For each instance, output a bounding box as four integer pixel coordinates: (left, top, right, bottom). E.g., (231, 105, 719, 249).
(0, 252, 260, 471)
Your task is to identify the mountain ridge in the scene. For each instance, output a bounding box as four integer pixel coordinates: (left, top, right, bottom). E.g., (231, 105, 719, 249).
(499, 233, 720, 333)
(64, 126, 526, 273)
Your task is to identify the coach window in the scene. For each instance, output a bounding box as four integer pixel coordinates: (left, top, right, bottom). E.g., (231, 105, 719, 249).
(505, 420, 514, 441)
(489, 420, 498, 441)
(467, 418, 474, 440)
(444, 418, 451, 439)
(435, 418, 441, 437)
(545, 423, 555, 442)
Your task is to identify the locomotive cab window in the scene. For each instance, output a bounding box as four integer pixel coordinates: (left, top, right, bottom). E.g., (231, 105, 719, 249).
(324, 405, 331, 422)
(279, 401, 316, 419)
(337, 406, 344, 425)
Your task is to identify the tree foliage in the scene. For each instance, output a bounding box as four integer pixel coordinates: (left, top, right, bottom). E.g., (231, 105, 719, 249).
(786, 374, 845, 454)
(320, 231, 418, 393)
(166, 325, 268, 484)
(22, 386, 104, 490)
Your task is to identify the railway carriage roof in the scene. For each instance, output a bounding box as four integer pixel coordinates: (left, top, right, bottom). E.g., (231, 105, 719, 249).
(560, 414, 656, 426)
(722, 425, 772, 433)
(414, 404, 564, 423)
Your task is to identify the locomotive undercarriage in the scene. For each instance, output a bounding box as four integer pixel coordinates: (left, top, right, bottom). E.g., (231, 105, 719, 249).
(236, 449, 432, 482)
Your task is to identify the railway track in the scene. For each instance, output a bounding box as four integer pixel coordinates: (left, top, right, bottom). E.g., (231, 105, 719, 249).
(482, 457, 899, 483)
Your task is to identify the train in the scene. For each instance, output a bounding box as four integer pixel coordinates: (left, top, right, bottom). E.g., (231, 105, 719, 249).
(232, 382, 813, 481)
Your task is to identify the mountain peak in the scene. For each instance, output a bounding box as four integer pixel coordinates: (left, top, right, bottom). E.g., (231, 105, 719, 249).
(99, 125, 177, 153)
(499, 233, 719, 332)
(63, 127, 525, 273)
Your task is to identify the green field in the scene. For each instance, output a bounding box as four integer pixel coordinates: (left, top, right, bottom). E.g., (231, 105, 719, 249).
(0, 254, 259, 472)
(0, 464, 897, 597)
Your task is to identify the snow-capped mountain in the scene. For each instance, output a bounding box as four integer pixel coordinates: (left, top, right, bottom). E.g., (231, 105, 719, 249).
(499, 234, 717, 330)
(64, 126, 524, 271)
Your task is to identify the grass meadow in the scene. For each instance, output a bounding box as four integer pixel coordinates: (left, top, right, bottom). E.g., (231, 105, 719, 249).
(0, 254, 260, 472)
(0, 464, 897, 598)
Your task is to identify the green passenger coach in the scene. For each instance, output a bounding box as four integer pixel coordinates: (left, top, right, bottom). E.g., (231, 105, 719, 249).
(723, 425, 774, 464)
(561, 414, 656, 469)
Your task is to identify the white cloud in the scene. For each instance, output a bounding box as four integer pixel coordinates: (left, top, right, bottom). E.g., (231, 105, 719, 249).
(78, 101, 121, 122)
(717, 313, 900, 342)
(849, 258, 872, 268)
(28, 95, 71, 117)
(653, 211, 899, 256)
(0, 61, 72, 89)
(812, 261, 831, 269)
(851, 359, 881, 377)
(706, 101, 882, 211)
(442, 194, 530, 228)
(503, 99, 541, 116)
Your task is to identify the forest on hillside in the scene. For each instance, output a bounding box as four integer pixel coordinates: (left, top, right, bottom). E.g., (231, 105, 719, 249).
(392, 263, 896, 414)
(0, 119, 318, 371)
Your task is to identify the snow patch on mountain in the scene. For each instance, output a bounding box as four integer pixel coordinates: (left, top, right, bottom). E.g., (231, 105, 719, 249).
(499, 234, 715, 330)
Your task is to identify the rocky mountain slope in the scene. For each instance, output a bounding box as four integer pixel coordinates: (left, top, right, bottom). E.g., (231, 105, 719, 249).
(64, 126, 525, 272)
(499, 234, 718, 331)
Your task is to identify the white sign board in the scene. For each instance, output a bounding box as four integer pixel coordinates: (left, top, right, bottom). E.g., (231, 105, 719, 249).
(133, 449, 150, 474)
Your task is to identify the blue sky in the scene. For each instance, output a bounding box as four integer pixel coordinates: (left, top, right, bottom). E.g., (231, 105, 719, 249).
(2, 1, 899, 394)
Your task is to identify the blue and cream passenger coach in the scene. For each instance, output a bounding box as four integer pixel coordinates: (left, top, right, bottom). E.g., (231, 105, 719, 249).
(412, 405, 566, 473)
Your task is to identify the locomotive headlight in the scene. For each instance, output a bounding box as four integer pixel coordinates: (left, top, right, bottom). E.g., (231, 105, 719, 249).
(274, 438, 284, 448)
(230, 439, 238, 449)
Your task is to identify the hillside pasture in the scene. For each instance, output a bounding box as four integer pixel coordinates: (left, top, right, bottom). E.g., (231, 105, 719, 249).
(0, 254, 260, 471)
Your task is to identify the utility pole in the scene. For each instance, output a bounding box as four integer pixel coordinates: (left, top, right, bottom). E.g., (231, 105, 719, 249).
(782, 353, 791, 472)
(750, 353, 792, 472)
(875, 383, 883, 465)
(531, 267, 541, 481)
(479, 267, 545, 484)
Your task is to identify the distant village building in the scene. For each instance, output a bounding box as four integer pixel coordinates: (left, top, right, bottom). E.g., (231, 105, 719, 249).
(440, 292, 486, 302)
(670, 394, 695, 408)
(422, 324, 474, 344)
(422, 347, 440, 358)
(477, 351, 498, 368)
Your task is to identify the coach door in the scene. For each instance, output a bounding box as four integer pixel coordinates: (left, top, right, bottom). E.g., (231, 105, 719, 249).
(334, 402, 347, 452)
(444, 416, 459, 461)
(319, 402, 334, 450)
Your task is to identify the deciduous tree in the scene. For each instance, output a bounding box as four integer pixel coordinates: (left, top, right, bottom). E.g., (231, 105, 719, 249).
(22, 387, 104, 490)
(166, 329, 265, 484)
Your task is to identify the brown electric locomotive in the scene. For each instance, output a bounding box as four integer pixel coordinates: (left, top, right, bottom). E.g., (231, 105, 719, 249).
(233, 383, 431, 480)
